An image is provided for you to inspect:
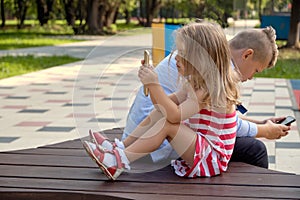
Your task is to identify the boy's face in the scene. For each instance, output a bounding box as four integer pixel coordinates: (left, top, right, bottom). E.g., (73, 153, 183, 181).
(235, 49, 270, 82)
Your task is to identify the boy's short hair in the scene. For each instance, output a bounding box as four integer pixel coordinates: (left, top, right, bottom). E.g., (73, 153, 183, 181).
(229, 26, 278, 68)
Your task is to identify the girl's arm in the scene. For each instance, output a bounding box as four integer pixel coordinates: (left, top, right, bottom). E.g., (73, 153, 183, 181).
(139, 66, 200, 123)
(149, 84, 200, 123)
(151, 89, 184, 113)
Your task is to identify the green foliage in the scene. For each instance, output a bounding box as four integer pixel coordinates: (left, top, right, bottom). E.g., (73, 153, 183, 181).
(119, 0, 137, 15)
(0, 55, 81, 79)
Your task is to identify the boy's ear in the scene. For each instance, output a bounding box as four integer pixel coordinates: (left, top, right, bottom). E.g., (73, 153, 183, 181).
(242, 49, 254, 60)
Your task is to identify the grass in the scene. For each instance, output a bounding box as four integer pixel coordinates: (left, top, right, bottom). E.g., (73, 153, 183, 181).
(0, 20, 146, 50)
(0, 34, 80, 50)
(255, 48, 300, 79)
(0, 55, 81, 79)
(0, 21, 81, 50)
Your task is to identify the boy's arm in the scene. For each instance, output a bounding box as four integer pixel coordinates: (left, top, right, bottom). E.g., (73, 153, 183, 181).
(236, 116, 258, 137)
(239, 115, 264, 124)
(237, 116, 290, 139)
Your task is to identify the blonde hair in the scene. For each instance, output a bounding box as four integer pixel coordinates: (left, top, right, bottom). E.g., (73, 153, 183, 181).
(174, 21, 240, 109)
(229, 26, 278, 68)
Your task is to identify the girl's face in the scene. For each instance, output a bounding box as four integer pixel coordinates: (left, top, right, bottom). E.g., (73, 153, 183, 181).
(175, 53, 185, 76)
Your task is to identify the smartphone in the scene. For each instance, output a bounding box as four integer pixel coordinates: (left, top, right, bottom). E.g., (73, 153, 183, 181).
(143, 50, 150, 96)
(277, 116, 296, 126)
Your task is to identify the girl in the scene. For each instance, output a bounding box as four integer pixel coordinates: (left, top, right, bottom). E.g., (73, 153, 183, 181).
(83, 21, 240, 180)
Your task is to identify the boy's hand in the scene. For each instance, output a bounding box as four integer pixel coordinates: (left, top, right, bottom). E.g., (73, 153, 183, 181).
(261, 116, 286, 124)
(257, 120, 290, 139)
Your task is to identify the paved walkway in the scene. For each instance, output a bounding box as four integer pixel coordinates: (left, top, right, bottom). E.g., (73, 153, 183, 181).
(0, 23, 300, 175)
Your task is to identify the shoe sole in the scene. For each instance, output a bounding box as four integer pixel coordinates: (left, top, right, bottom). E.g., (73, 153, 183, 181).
(83, 141, 123, 180)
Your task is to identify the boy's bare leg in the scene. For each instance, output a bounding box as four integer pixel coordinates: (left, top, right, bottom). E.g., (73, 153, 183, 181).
(124, 120, 197, 165)
(123, 109, 164, 147)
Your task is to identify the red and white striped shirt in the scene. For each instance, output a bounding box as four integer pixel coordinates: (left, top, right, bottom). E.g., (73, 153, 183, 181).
(171, 109, 237, 177)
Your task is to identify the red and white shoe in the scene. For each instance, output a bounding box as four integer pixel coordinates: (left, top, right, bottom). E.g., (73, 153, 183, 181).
(89, 129, 116, 151)
(83, 141, 129, 180)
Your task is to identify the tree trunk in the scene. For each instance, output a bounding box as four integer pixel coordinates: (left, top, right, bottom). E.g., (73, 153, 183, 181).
(258, 0, 262, 20)
(98, 2, 107, 31)
(36, 0, 46, 26)
(78, 0, 85, 26)
(15, 0, 28, 29)
(45, 0, 54, 23)
(105, 3, 120, 28)
(145, 0, 151, 27)
(63, 0, 76, 26)
(145, 0, 162, 27)
(112, 6, 119, 24)
(136, 0, 145, 26)
(125, 9, 131, 24)
(86, 0, 100, 34)
(0, 0, 5, 27)
(287, 0, 300, 48)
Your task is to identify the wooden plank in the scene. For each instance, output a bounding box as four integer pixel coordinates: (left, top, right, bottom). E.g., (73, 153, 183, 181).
(36, 138, 85, 149)
(0, 147, 295, 176)
(1, 150, 291, 175)
(0, 164, 300, 188)
(0, 190, 270, 200)
(0, 191, 131, 200)
(0, 190, 277, 200)
(0, 153, 94, 167)
(1, 148, 87, 157)
(0, 149, 294, 175)
(40, 128, 123, 149)
(228, 162, 294, 175)
(39, 133, 120, 149)
(1, 177, 300, 199)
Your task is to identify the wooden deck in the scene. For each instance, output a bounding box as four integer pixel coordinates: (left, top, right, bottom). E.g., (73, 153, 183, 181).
(1, 128, 300, 200)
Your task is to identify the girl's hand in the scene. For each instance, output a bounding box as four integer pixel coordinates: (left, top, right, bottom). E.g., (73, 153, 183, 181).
(138, 65, 158, 85)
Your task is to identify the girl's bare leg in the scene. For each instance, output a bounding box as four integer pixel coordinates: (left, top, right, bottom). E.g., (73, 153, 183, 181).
(124, 120, 197, 165)
(123, 109, 164, 147)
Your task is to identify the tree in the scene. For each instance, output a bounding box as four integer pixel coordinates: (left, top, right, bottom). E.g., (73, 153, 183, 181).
(86, 0, 100, 34)
(0, 0, 5, 27)
(104, 0, 121, 28)
(145, 0, 162, 27)
(14, 0, 30, 29)
(36, 0, 54, 26)
(119, 0, 136, 24)
(62, 0, 87, 34)
(136, 0, 162, 27)
(287, 0, 300, 48)
(63, 0, 76, 27)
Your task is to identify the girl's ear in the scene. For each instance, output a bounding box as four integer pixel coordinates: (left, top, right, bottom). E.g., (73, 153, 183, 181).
(242, 49, 254, 60)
